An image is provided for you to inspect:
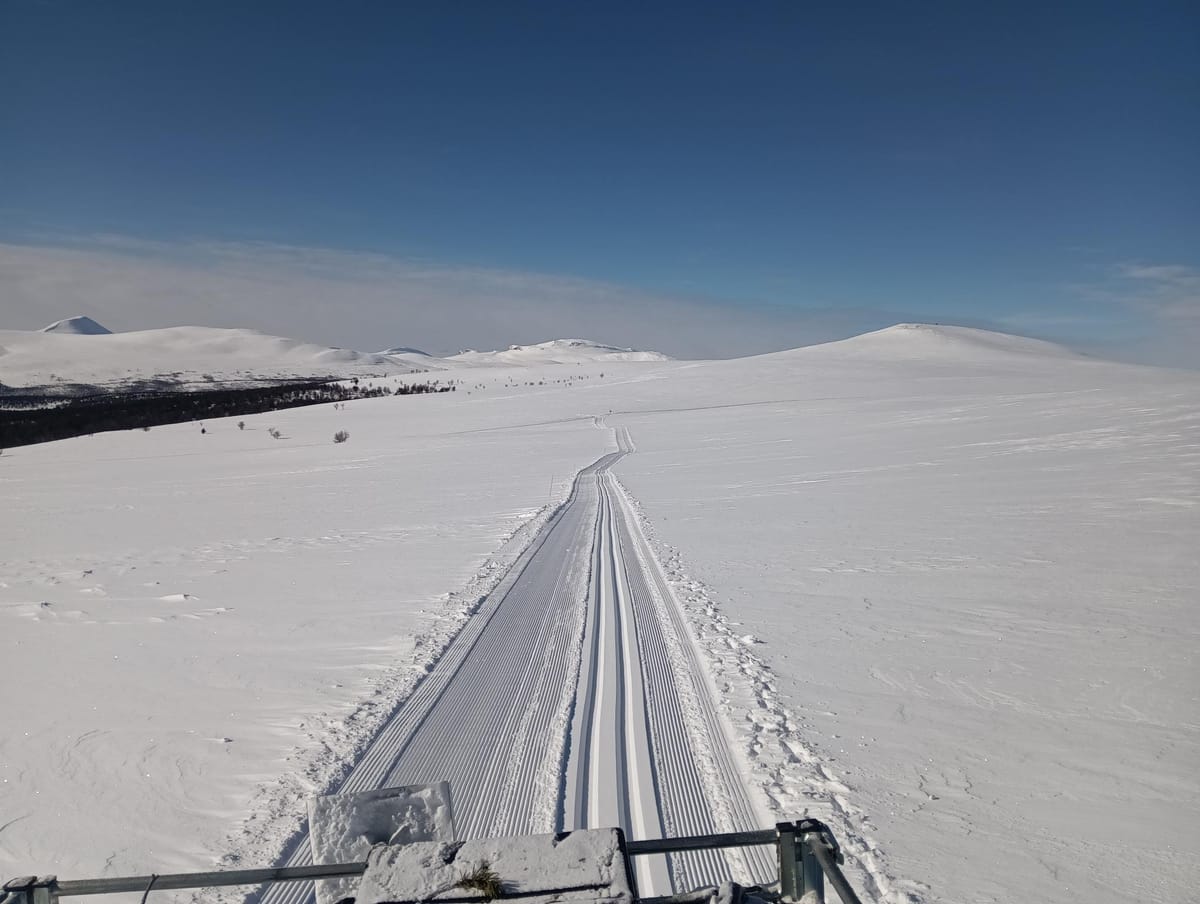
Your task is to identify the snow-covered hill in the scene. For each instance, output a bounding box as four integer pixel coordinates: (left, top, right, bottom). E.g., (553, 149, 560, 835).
(448, 338, 671, 367)
(377, 345, 431, 356)
(0, 324, 418, 388)
(376, 346, 451, 372)
(801, 322, 1085, 362)
(0, 323, 669, 389)
(40, 315, 113, 335)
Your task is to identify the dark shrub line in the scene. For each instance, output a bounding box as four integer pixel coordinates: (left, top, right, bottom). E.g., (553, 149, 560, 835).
(0, 379, 454, 448)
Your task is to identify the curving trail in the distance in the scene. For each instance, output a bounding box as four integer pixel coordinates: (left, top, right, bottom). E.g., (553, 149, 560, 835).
(256, 426, 771, 904)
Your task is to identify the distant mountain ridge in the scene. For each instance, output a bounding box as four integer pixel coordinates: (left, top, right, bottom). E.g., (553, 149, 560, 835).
(738, 323, 1088, 368)
(1, 323, 672, 389)
(1, 324, 418, 388)
(2, 318, 1103, 391)
(41, 315, 112, 335)
(449, 338, 672, 366)
(378, 346, 432, 356)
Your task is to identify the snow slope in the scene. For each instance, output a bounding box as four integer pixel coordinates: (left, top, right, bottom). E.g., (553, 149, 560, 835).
(0, 326, 1195, 904)
(448, 339, 671, 366)
(0, 327, 665, 388)
(607, 335, 1199, 904)
(0, 325, 416, 388)
(804, 322, 1084, 362)
(376, 346, 431, 356)
(41, 315, 113, 335)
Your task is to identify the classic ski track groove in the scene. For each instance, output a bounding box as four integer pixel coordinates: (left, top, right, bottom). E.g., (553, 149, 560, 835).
(255, 427, 771, 904)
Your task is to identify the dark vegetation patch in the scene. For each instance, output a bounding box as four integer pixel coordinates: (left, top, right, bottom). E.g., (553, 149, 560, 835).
(0, 378, 454, 448)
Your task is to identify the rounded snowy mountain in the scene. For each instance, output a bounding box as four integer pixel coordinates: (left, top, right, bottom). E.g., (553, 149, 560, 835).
(448, 338, 671, 366)
(378, 346, 432, 357)
(40, 315, 112, 335)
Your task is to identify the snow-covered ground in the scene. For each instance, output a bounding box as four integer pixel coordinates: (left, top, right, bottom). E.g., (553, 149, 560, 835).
(1, 325, 1196, 904)
(0, 393, 609, 877)
(608, 328, 1200, 903)
(253, 424, 771, 904)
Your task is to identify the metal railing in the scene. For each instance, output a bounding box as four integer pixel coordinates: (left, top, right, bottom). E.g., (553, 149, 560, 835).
(3, 821, 862, 904)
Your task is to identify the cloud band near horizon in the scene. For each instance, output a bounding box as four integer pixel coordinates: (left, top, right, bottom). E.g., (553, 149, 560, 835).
(0, 235, 1195, 367)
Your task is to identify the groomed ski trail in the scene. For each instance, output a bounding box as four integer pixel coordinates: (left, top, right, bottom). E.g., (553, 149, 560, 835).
(254, 426, 771, 904)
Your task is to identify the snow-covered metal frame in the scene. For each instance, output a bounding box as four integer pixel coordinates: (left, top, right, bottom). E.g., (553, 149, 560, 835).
(1, 821, 861, 904)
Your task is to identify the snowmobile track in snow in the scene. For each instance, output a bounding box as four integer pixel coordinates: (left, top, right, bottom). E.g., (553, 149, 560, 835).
(254, 426, 772, 904)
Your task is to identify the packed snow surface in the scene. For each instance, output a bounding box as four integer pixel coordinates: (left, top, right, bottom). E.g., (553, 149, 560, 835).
(254, 426, 765, 904)
(0, 325, 1196, 904)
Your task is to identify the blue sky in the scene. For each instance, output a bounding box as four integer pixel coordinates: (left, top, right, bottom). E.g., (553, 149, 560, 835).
(1, 1, 1197, 361)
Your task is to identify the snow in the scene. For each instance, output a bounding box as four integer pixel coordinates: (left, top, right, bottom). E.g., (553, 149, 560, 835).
(40, 316, 112, 335)
(0, 326, 666, 390)
(355, 829, 633, 904)
(0, 325, 418, 388)
(252, 427, 762, 904)
(0, 398, 609, 881)
(0, 325, 1196, 904)
(606, 341, 1200, 903)
(807, 322, 1085, 362)
(308, 783, 456, 904)
(376, 346, 431, 357)
(447, 339, 671, 367)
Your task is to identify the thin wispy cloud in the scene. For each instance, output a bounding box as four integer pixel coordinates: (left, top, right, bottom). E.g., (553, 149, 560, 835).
(3, 237, 1196, 368)
(1114, 262, 1200, 321)
(0, 235, 928, 359)
(1045, 261, 1200, 368)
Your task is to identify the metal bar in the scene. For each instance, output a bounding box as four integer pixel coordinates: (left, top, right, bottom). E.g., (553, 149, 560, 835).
(776, 823, 801, 901)
(796, 831, 824, 903)
(3, 877, 59, 904)
(54, 863, 368, 898)
(46, 828, 782, 899)
(808, 842, 862, 904)
(625, 829, 777, 856)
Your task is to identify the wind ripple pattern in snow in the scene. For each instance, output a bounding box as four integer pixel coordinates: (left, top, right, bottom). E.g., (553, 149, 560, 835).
(253, 427, 771, 904)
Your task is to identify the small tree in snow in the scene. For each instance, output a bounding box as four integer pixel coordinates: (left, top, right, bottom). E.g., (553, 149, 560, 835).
(333, 430, 350, 444)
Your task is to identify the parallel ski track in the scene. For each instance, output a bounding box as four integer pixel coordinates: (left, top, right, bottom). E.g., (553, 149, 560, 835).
(605, 457, 776, 887)
(563, 461, 672, 894)
(254, 428, 770, 904)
